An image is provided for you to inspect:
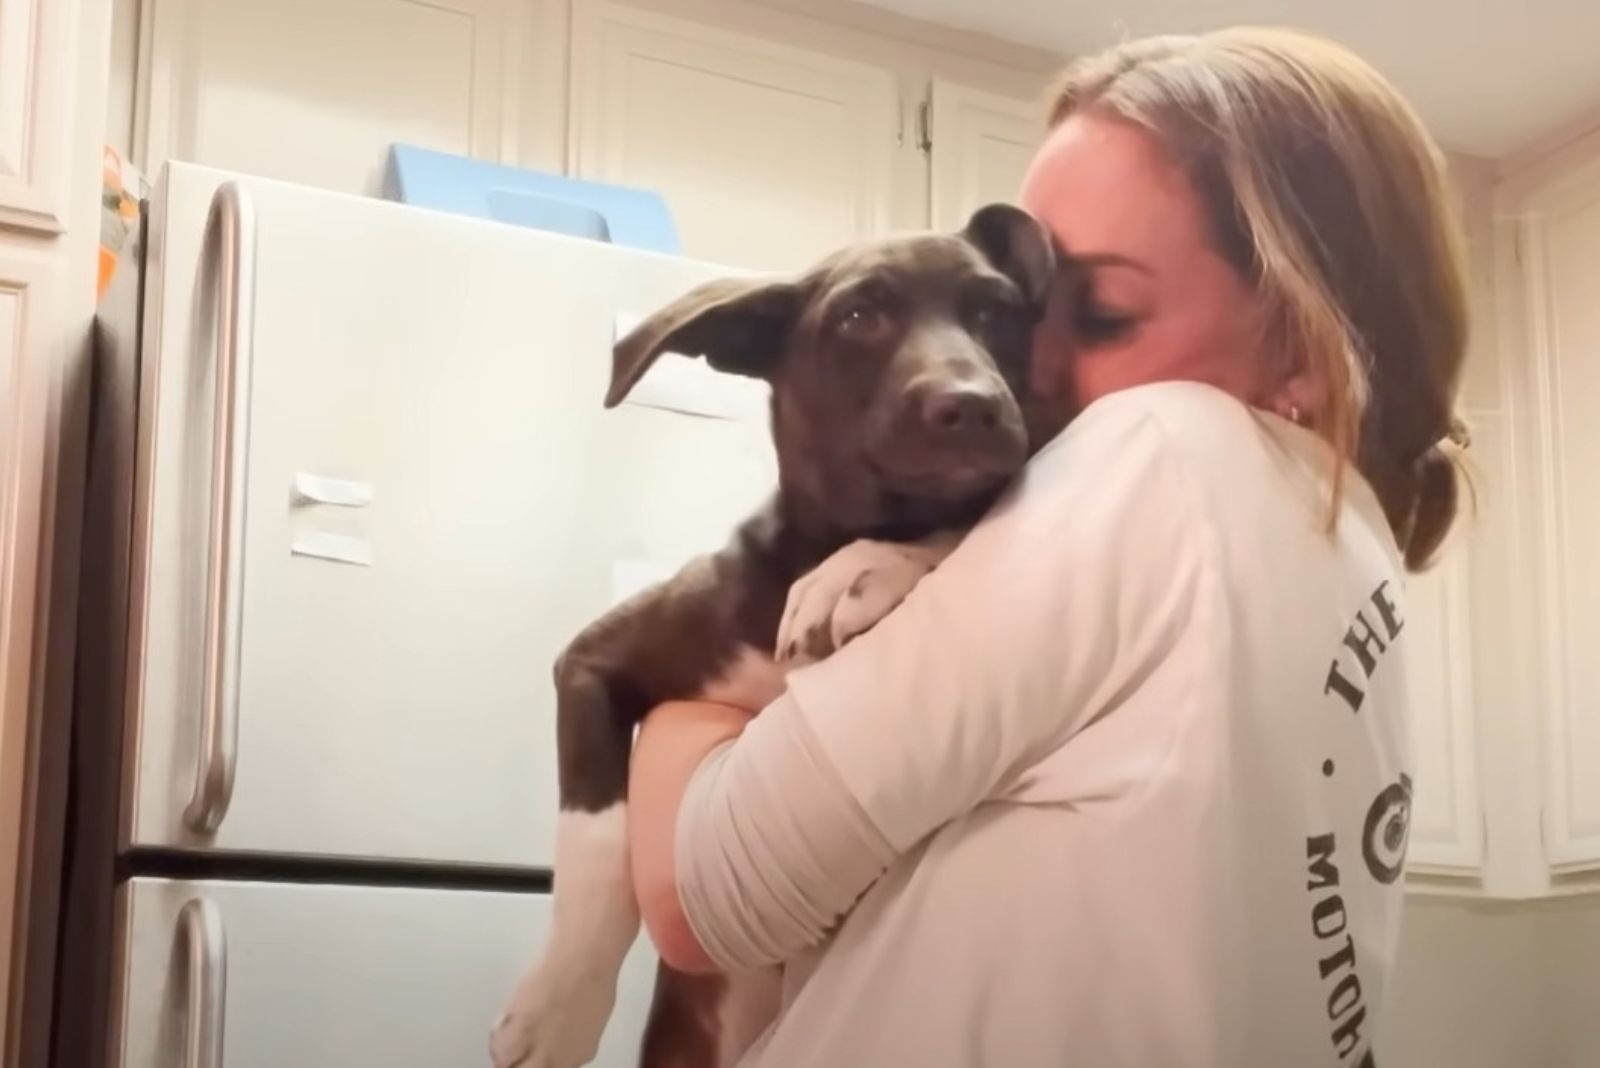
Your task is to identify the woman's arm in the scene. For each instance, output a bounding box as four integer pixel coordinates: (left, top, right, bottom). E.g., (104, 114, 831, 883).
(638, 393, 1215, 974)
(629, 699, 753, 974)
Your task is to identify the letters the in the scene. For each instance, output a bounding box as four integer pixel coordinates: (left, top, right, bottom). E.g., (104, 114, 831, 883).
(1342, 611, 1388, 675)
(1325, 661, 1365, 713)
(1323, 582, 1410, 715)
(1372, 580, 1404, 641)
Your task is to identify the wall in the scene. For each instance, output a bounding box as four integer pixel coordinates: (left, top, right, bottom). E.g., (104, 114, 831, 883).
(1383, 895, 1600, 1068)
(1540, 897, 1600, 1068)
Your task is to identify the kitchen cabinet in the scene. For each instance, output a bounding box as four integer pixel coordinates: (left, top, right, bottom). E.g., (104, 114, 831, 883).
(569, 1, 899, 271)
(1403, 546, 1484, 875)
(1396, 133, 1600, 899)
(119, 0, 1052, 271)
(1497, 137, 1600, 875)
(0, 0, 76, 232)
(133, 0, 530, 196)
(0, 0, 113, 1060)
(928, 79, 1042, 230)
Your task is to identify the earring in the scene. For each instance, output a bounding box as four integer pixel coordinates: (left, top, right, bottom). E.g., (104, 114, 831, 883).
(1287, 403, 1305, 426)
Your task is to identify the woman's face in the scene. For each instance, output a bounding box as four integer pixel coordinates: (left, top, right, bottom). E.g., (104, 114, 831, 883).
(1020, 113, 1271, 418)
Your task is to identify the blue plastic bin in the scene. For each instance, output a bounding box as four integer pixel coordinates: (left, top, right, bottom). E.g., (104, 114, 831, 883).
(382, 144, 680, 254)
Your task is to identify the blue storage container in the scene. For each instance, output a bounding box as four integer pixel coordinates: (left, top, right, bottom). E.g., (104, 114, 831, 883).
(382, 144, 681, 254)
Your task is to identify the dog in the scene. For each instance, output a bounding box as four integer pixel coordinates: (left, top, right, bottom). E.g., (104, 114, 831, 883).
(489, 202, 1059, 1068)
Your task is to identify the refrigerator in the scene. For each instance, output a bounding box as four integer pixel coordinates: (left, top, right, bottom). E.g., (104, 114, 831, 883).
(51, 161, 778, 1068)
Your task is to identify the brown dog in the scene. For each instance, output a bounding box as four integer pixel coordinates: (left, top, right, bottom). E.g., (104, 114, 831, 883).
(491, 204, 1057, 1068)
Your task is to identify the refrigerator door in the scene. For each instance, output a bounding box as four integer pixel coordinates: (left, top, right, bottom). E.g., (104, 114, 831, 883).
(109, 878, 658, 1068)
(124, 163, 776, 865)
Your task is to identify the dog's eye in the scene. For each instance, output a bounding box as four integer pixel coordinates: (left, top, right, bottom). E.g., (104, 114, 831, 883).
(835, 302, 891, 342)
(966, 298, 1013, 331)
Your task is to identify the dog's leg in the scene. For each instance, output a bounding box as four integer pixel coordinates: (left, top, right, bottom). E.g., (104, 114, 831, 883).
(639, 964, 724, 1068)
(492, 660, 642, 1068)
(638, 962, 781, 1068)
(714, 968, 782, 1066)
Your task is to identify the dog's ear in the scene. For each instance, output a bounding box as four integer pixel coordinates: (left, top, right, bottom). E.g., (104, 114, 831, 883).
(962, 203, 1056, 310)
(606, 277, 803, 408)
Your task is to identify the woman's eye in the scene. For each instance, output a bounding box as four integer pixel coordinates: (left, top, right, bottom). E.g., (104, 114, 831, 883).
(1075, 305, 1138, 344)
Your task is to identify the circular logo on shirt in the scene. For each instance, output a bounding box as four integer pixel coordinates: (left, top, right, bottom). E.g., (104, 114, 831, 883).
(1361, 773, 1413, 884)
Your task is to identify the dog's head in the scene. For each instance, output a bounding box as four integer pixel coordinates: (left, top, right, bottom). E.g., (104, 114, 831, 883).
(609, 204, 1055, 537)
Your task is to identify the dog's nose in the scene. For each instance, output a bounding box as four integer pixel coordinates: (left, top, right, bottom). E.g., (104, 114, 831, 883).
(915, 385, 1005, 437)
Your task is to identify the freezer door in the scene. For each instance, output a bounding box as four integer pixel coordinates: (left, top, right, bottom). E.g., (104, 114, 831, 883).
(125, 164, 776, 865)
(108, 877, 659, 1068)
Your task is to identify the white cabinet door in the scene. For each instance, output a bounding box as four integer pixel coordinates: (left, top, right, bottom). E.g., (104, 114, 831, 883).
(569, 0, 898, 273)
(1514, 168, 1600, 869)
(127, 165, 776, 869)
(110, 878, 658, 1068)
(1401, 543, 1482, 874)
(136, 0, 525, 194)
(927, 80, 1041, 231)
(0, 0, 72, 231)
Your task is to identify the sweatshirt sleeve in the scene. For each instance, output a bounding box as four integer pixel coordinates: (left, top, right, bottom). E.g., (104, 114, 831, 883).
(676, 395, 1214, 971)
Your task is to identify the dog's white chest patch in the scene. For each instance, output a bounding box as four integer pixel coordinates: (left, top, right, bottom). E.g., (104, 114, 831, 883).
(699, 644, 787, 711)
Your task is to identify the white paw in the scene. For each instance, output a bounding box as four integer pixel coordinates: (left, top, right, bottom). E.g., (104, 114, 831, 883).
(777, 536, 956, 667)
(489, 966, 616, 1068)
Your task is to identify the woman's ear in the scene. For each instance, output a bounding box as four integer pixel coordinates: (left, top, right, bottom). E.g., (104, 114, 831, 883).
(608, 277, 803, 408)
(1265, 370, 1321, 427)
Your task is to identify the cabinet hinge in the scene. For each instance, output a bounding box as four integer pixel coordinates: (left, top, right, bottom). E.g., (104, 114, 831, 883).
(916, 98, 933, 154)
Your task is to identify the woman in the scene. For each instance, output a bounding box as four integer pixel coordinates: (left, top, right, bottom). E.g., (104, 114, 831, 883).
(629, 27, 1468, 1067)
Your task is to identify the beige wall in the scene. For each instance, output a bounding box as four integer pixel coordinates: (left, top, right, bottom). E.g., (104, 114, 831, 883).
(1383, 895, 1600, 1068)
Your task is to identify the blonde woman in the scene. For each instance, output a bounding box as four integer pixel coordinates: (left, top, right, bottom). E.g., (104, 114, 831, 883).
(628, 28, 1468, 1067)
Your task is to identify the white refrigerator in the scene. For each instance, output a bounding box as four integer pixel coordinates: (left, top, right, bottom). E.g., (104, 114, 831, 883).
(55, 162, 777, 1068)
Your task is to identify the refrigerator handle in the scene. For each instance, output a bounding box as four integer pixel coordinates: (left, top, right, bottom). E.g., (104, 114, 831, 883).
(177, 898, 228, 1068)
(184, 181, 257, 834)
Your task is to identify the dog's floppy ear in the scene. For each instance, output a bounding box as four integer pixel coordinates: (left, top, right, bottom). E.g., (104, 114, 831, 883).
(962, 203, 1056, 310)
(607, 277, 802, 408)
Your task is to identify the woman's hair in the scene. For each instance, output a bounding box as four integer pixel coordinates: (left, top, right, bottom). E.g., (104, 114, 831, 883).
(1047, 28, 1471, 571)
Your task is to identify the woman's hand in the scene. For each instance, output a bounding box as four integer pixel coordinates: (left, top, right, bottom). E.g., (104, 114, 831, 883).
(629, 699, 757, 974)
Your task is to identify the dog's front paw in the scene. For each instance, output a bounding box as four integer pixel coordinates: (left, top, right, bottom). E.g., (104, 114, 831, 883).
(777, 537, 951, 666)
(490, 967, 615, 1068)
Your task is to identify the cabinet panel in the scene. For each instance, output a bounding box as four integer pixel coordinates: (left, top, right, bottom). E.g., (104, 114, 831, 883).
(928, 80, 1040, 230)
(1403, 528, 1481, 873)
(0, 0, 70, 231)
(1527, 184, 1600, 866)
(0, 251, 56, 1047)
(137, 0, 523, 195)
(569, 1, 898, 272)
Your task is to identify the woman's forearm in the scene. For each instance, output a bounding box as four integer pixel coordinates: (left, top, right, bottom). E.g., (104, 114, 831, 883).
(629, 699, 755, 974)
